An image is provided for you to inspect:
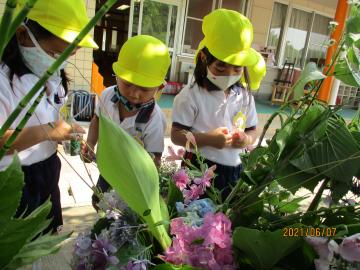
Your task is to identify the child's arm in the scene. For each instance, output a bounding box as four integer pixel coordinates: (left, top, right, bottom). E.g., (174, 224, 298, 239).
(171, 125, 232, 149)
(0, 121, 85, 154)
(231, 127, 257, 148)
(81, 115, 99, 162)
(151, 152, 162, 167)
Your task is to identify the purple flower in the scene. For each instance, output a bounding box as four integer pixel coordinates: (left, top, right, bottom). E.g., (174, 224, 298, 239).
(163, 213, 236, 270)
(338, 233, 360, 262)
(173, 169, 190, 191)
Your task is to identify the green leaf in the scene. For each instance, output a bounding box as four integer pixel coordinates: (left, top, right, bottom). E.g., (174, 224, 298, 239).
(346, 13, 360, 35)
(308, 117, 360, 185)
(293, 103, 327, 137)
(329, 181, 351, 202)
(6, 232, 71, 269)
(275, 123, 292, 157)
(167, 179, 183, 210)
(97, 114, 171, 250)
(0, 155, 24, 225)
(290, 149, 318, 174)
(334, 58, 360, 87)
(276, 164, 321, 194)
(230, 197, 264, 227)
(243, 147, 269, 170)
(159, 196, 170, 232)
(0, 200, 52, 269)
(278, 197, 308, 213)
(232, 227, 301, 270)
(116, 243, 151, 267)
(347, 45, 360, 66)
(290, 62, 326, 100)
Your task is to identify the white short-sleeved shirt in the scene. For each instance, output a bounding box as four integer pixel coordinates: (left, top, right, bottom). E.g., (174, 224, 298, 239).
(0, 64, 65, 170)
(95, 86, 166, 154)
(172, 83, 258, 166)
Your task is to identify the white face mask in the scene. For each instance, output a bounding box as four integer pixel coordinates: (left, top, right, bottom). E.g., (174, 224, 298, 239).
(206, 67, 241, 90)
(18, 25, 67, 78)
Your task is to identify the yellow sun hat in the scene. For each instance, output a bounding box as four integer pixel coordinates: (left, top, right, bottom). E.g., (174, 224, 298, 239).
(17, 0, 98, 49)
(195, 9, 266, 90)
(112, 35, 171, 88)
(195, 9, 257, 66)
(242, 48, 267, 90)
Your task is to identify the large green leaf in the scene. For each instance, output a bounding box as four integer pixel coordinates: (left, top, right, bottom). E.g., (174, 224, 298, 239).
(97, 114, 171, 250)
(290, 62, 325, 100)
(232, 227, 301, 270)
(0, 199, 52, 269)
(0, 155, 24, 225)
(307, 117, 360, 185)
(334, 58, 360, 87)
(167, 180, 183, 211)
(276, 164, 321, 194)
(346, 12, 360, 35)
(6, 232, 71, 269)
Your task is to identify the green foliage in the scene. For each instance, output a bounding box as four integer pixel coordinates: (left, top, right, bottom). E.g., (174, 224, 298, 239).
(290, 62, 326, 100)
(97, 114, 171, 250)
(0, 154, 24, 225)
(0, 156, 70, 269)
(167, 179, 183, 211)
(335, 4, 360, 87)
(232, 227, 301, 270)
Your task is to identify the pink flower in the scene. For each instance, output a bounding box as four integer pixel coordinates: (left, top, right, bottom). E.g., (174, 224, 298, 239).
(194, 165, 217, 190)
(183, 184, 204, 203)
(166, 146, 185, 161)
(185, 131, 197, 151)
(172, 169, 190, 191)
(338, 233, 360, 262)
(163, 213, 236, 270)
(203, 213, 232, 249)
(305, 237, 339, 270)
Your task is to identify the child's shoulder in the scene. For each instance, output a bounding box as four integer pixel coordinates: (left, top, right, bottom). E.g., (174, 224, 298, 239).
(98, 85, 118, 103)
(175, 83, 204, 100)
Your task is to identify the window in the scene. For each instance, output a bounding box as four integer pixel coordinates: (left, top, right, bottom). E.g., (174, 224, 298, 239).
(267, 3, 288, 63)
(283, 8, 312, 67)
(182, 0, 250, 55)
(306, 14, 331, 66)
(267, 2, 332, 68)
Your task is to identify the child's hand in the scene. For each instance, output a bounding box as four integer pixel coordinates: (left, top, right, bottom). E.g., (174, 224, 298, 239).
(231, 130, 249, 148)
(208, 127, 232, 149)
(47, 120, 85, 141)
(80, 142, 95, 163)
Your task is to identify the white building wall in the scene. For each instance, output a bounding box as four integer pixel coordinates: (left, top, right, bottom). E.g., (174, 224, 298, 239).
(250, 0, 337, 47)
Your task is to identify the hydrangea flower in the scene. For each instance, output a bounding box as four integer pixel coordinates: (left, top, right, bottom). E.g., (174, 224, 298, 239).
(97, 190, 128, 220)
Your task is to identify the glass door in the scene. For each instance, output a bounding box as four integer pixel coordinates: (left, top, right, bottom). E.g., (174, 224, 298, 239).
(129, 0, 182, 81)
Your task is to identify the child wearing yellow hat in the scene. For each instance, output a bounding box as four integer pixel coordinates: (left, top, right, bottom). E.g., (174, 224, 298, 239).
(81, 35, 170, 209)
(0, 0, 98, 232)
(171, 9, 266, 199)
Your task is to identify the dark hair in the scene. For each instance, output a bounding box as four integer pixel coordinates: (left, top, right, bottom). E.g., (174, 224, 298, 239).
(2, 19, 69, 94)
(193, 47, 216, 88)
(193, 47, 252, 93)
